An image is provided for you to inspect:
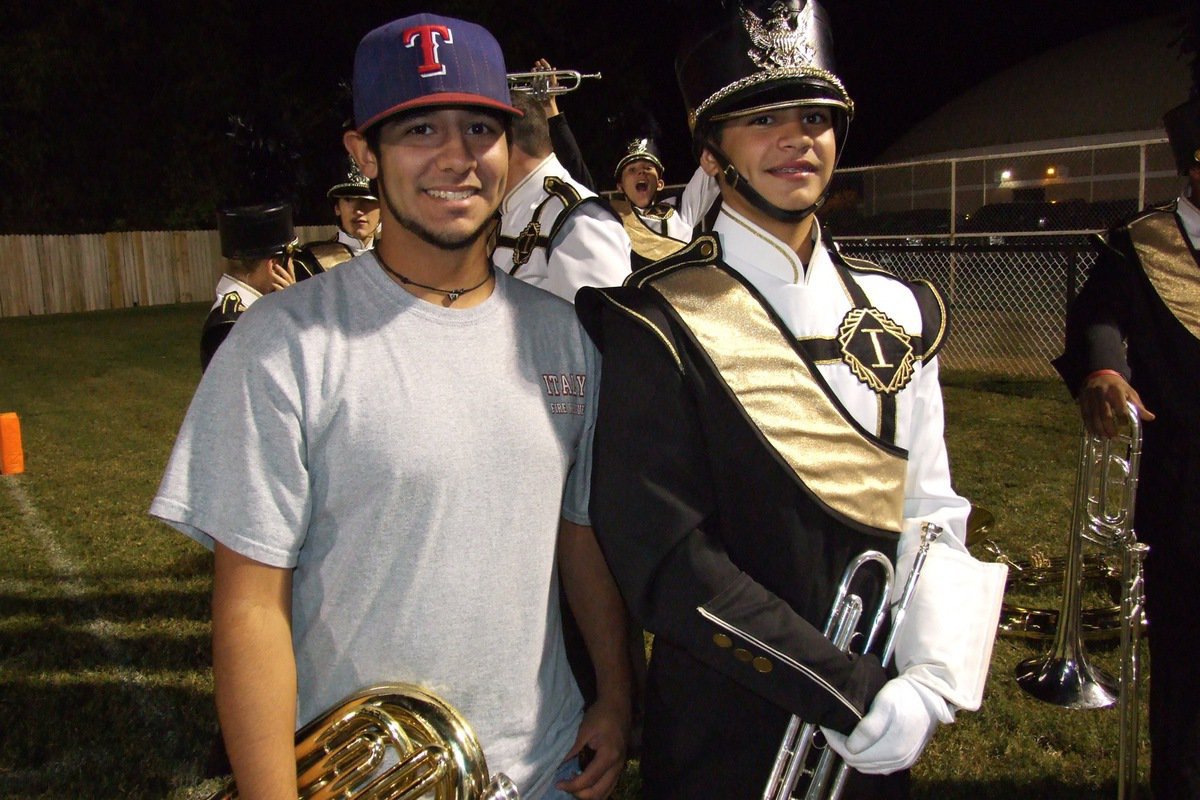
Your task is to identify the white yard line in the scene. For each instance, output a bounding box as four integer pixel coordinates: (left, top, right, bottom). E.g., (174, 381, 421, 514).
(2, 474, 172, 732)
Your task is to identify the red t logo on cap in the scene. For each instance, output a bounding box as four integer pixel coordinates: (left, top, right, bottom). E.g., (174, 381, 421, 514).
(403, 24, 454, 77)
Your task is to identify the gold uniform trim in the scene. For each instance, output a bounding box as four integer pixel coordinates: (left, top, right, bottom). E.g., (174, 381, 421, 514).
(651, 263, 906, 533)
(592, 292, 684, 373)
(1130, 212, 1200, 342)
(612, 199, 688, 263)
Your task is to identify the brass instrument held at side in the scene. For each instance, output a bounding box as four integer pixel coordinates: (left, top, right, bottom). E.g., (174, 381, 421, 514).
(207, 684, 519, 800)
(505, 70, 601, 101)
(1013, 403, 1147, 799)
(762, 523, 943, 800)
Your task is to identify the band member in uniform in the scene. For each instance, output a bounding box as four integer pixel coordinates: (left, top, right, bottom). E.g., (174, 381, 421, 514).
(493, 90, 631, 303)
(609, 136, 699, 268)
(201, 202, 297, 371)
(576, 2, 1004, 797)
(612, 138, 680, 234)
(153, 13, 630, 799)
(293, 158, 381, 280)
(1054, 94, 1200, 799)
(327, 157, 381, 256)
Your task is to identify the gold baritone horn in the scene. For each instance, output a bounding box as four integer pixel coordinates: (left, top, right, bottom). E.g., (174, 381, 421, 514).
(1013, 403, 1147, 800)
(506, 70, 601, 100)
(207, 684, 519, 800)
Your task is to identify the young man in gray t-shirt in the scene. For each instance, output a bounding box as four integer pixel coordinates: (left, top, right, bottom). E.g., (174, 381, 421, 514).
(151, 14, 631, 800)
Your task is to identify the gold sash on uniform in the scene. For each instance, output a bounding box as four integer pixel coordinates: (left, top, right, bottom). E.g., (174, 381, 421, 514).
(648, 262, 906, 534)
(1130, 211, 1200, 341)
(612, 199, 688, 263)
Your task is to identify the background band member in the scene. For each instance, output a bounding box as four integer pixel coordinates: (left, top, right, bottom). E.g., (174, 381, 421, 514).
(492, 90, 631, 304)
(1054, 94, 1200, 799)
(294, 158, 381, 280)
(202, 202, 297, 371)
(577, 2, 1003, 797)
(153, 13, 630, 799)
(326, 156, 380, 256)
(609, 136, 694, 268)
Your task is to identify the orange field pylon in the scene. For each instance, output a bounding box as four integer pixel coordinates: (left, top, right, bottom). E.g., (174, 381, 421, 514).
(0, 412, 25, 475)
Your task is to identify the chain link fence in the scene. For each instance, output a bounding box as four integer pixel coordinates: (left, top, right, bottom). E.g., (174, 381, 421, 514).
(818, 137, 1179, 376)
(834, 240, 1096, 376)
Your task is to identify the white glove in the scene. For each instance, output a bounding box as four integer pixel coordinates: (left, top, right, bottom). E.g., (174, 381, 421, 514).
(819, 676, 948, 775)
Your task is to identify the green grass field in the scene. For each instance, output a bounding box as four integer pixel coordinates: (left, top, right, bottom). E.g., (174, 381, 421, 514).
(0, 304, 1143, 798)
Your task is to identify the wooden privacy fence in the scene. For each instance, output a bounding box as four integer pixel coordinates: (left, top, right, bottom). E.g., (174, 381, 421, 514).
(0, 225, 337, 318)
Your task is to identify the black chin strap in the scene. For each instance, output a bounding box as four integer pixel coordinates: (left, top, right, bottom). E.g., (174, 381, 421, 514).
(705, 139, 828, 223)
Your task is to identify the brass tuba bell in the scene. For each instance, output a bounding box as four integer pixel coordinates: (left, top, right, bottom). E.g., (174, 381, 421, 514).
(207, 684, 519, 800)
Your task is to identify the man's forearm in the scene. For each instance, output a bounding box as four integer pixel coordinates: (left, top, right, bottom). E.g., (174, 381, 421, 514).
(213, 544, 298, 800)
(558, 519, 633, 706)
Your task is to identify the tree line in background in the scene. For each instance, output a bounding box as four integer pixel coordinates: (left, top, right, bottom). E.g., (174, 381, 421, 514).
(0, 0, 1189, 235)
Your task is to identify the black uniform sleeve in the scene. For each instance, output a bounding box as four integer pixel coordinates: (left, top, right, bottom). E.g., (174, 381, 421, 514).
(588, 302, 887, 734)
(548, 113, 596, 192)
(1052, 232, 1136, 395)
(200, 322, 234, 372)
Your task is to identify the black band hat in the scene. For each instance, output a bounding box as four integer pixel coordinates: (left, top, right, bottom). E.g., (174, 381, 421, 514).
(1163, 96, 1200, 176)
(676, 0, 852, 222)
(217, 203, 298, 261)
(327, 157, 378, 200)
(614, 137, 666, 181)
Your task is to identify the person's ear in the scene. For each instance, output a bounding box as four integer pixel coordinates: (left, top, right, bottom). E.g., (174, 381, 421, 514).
(344, 130, 377, 179)
(656, 178, 665, 192)
(698, 147, 721, 179)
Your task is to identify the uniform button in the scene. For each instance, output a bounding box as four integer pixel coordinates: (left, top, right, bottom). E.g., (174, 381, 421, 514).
(713, 634, 733, 648)
(753, 657, 773, 673)
(734, 648, 753, 662)
(699, 242, 714, 257)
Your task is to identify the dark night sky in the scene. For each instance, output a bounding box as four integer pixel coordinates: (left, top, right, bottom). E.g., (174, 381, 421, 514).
(0, 0, 1188, 232)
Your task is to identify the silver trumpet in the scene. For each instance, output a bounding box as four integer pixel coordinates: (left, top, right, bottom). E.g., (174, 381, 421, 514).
(506, 70, 601, 100)
(763, 523, 944, 800)
(1014, 402, 1146, 798)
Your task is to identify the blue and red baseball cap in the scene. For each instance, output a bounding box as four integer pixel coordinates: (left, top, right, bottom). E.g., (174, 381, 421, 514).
(352, 13, 522, 133)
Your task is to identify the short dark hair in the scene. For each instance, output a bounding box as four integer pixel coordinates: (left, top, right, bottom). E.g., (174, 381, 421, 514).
(509, 93, 552, 157)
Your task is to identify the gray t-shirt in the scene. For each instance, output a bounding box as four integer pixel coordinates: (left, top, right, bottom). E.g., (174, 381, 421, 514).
(151, 255, 597, 799)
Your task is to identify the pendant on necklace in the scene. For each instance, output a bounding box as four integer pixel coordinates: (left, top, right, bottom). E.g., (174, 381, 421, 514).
(446, 290, 463, 302)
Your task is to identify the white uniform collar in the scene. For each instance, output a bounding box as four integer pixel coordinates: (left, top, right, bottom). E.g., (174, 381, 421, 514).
(336, 227, 372, 256)
(501, 153, 567, 216)
(212, 274, 263, 310)
(1178, 189, 1200, 248)
(712, 205, 824, 286)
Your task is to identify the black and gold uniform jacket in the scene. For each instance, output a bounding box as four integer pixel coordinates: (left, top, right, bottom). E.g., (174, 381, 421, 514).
(610, 198, 691, 270)
(576, 210, 965, 797)
(491, 154, 631, 303)
(1054, 198, 1200, 543)
(200, 275, 263, 372)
